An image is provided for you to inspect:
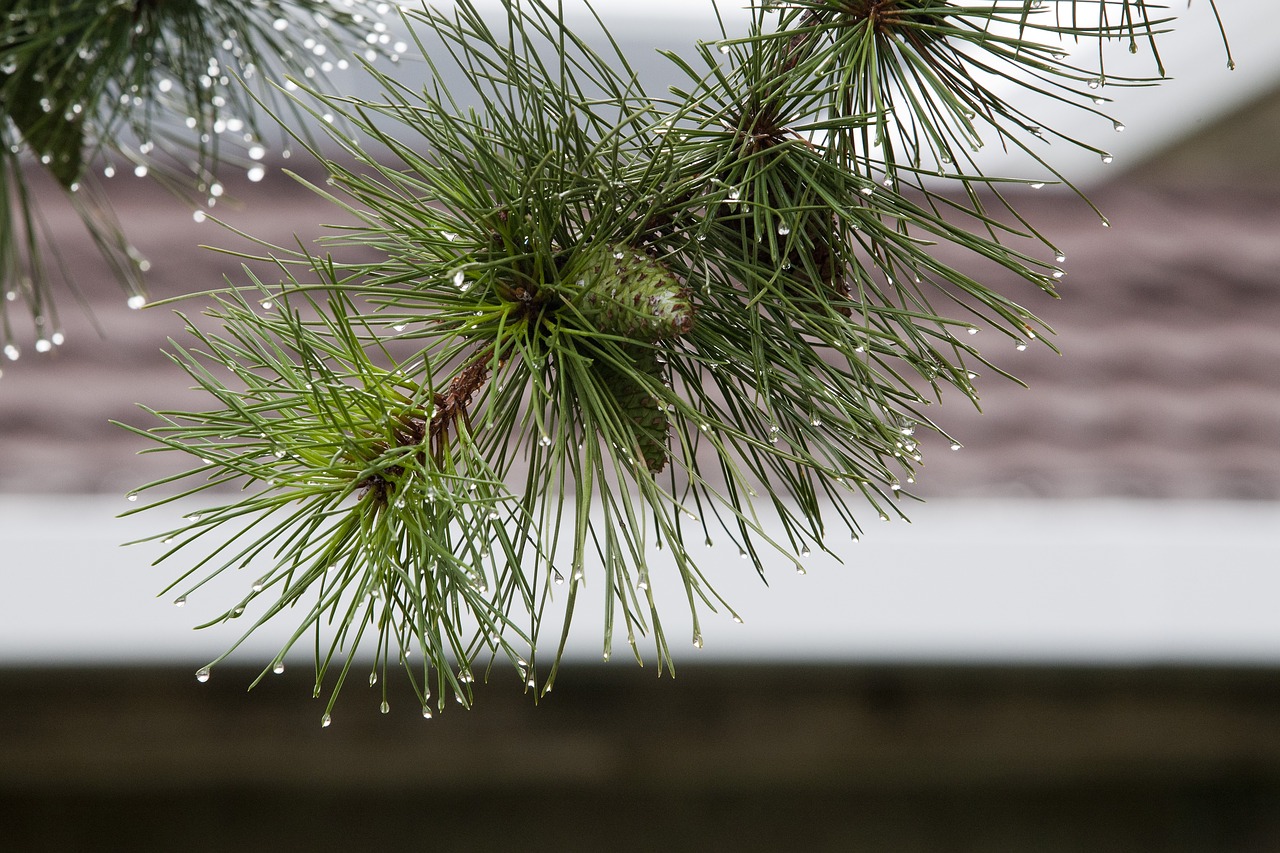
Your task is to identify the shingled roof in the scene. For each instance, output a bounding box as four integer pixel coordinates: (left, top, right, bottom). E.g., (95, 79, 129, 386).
(2, 79, 1278, 501)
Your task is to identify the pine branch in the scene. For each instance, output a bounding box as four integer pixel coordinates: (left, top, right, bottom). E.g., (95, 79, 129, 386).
(0, 0, 389, 356)
(120, 0, 1231, 721)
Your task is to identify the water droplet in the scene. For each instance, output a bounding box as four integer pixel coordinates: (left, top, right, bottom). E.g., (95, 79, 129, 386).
(1030, 182, 1046, 190)
(1101, 154, 1114, 164)
(196, 667, 211, 683)
(134, 164, 148, 178)
(252, 575, 268, 592)
(1113, 121, 1125, 133)
(173, 595, 186, 607)
(738, 548, 749, 560)
(554, 569, 565, 585)
(692, 633, 704, 648)
(127, 295, 147, 310)
(126, 492, 139, 502)
(810, 415, 822, 427)
(422, 706, 433, 719)
(380, 700, 390, 714)
(776, 222, 791, 236)
(890, 482, 901, 491)
(51, 332, 65, 346)
(539, 434, 552, 447)
(800, 545, 811, 557)
(3, 344, 19, 361)
(717, 42, 730, 54)
(950, 442, 963, 451)
(1016, 341, 1028, 351)
(272, 661, 285, 675)
(321, 713, 332, 728)
(452, 269, 466, 288)
(1055, 252, 1066, 263)
(1088, 78, 1103, 90)
(967, 328, 979, 336)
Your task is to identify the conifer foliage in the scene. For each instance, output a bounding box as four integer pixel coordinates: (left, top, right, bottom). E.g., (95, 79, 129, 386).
(0, 0, 386, 354)
(97, 1, 1225, 720)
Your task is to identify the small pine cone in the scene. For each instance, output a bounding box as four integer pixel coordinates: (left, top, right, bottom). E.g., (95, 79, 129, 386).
(598, 346, 670, 474)
(577, 244, 693, 342)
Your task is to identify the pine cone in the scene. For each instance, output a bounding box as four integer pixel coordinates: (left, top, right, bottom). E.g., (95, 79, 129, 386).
(598, 345, 670, 474)
(577, 244, 693, 341)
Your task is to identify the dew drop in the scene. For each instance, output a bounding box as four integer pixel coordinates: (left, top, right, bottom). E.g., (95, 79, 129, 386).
(4, 344, 19, 361)
(368, 672, 378, 687)
(1113, 121, 1126, 133)
(1101, 154, 1114, 164)
(553, 569, 565, 585)
(1016, 341, 1028, 351)
(950, 442, 963, 451)
(127, 295, 147, 310)
(1030, 182, 1046, 190)
(452, 269, 466, 288)
(422, 706, 433, 719)
(738, 548, 749, 560)
(692, 633, 704, 649)
(539, 434, 552, 447)
(776, 222, 791, 236)
(967, 328, 979, 336)
(247, 166, 266, 182)
(380, 700, 390, 714)
(173, 595, 186, 607)
(126, 492, 139, 502)
(1055, 252, 1066, 263)
(272, 661, 285, 675)
(321, 713, 332, 728)
(717, 42, 730, 54)
(195, 667, 211, 683)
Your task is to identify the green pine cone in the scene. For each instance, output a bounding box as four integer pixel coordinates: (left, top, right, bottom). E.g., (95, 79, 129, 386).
(577, 244, 693, 342)
(598, 345, 670, 474)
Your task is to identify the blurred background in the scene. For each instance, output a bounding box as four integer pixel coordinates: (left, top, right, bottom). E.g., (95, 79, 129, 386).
(2, 2, 1279, 850)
